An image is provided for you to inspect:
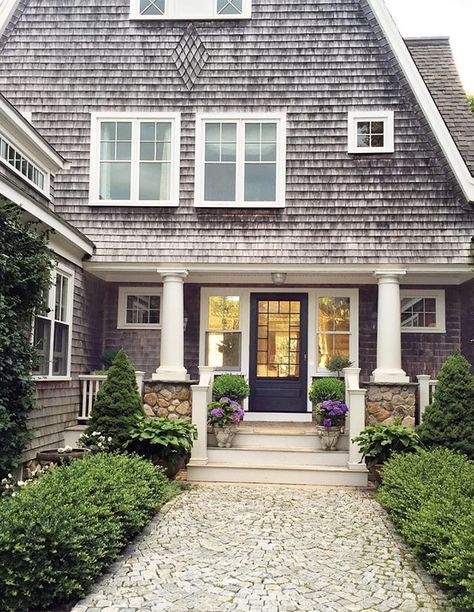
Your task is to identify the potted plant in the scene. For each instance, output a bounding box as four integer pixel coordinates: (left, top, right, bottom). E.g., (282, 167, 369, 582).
(313, 400, 349, 450)
(352, 421, 423, 482)
(126, 416, 197, 479)
(212, 373, 250, 403)
(208, 396, 245, 448)
(326, 354, 353, 378)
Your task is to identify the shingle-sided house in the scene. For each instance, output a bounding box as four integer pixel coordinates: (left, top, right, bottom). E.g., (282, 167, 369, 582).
(0, 0, 473, 485)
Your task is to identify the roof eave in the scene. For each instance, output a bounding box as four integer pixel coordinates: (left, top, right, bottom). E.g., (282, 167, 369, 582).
(368, 0, 474, 203)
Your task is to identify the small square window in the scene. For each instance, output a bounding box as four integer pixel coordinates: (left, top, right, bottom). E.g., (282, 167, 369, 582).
(400, 290, 446, 333)
(348, 111, 394, 154)
(118, 288, 162, 329)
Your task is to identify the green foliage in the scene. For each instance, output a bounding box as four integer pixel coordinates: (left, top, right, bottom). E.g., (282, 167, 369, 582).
(0, 200, 54, 478)
(326, 354, 353, 377)
(212, 373, 250, 402)
(417, 353, 474, 459)
(100, 348, 120, 369)
(85, 350, 144, 450)
(378, 449, 474, 610)
(127, 416, 197, 463)
(308, 377, 345, 405)
(467, 94, 474, 117)
(0, 453, 174, 612)
(352, 421, 422, 466)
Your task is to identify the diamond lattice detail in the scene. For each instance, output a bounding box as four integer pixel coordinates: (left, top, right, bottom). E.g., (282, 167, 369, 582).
(172, 25, 209, 90)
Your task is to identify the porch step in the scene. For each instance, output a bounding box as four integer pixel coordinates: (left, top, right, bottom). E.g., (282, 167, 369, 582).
(243, 412, 312, 423)
(209, 431, 349, 451)
(187, 462, 368, 487)
(63, 424, 87, 448)
(207, 447, 349, 467)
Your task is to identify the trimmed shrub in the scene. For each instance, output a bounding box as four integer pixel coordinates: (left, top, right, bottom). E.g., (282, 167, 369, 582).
(308, 377, 345, 405)
(378, 449, 474, 610)
(0, 453, 174, 612)
(212, 373, 250, 402)
(417, 352, 474, 459)
(85, 349, 144, 450)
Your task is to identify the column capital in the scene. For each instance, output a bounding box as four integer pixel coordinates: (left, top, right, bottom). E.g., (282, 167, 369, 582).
(157, 269, 189, 281)
(373, 269, 407, 283)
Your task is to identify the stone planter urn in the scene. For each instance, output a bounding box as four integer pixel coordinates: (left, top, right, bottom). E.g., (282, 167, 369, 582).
(315, 425, 341, 451)
(213, 425, 237, 448)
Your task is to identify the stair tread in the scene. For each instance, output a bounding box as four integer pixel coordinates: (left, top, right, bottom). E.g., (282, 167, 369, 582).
(190, 462, 365, 473)
(209, 446, 348, 454)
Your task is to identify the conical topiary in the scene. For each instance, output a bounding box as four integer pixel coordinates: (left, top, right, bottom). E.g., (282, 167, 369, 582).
(85, 349, 144, 450)
(417, 352, 474, 459)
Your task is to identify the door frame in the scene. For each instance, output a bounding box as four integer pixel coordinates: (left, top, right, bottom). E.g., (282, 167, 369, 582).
(199, 286, 360, 415)
(248, 292, 308, 413)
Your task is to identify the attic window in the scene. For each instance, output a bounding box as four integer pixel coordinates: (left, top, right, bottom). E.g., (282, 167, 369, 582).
(348, 111, 394, 154)
(131, 0, 251, 20)
(0, 133, 47, 193)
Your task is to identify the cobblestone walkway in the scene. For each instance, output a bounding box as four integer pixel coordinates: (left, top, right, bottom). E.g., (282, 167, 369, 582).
(73, 485, 447, 612)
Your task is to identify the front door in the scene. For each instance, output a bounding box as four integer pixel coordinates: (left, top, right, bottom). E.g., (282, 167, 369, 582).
(249, 294, 308, 412)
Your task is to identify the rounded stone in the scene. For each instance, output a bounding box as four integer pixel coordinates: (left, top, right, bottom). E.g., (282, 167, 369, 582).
(367, 388, 383, 402)
(176, 387, 190, 401)
(159, 388, 173, 401)
(402, 416, 416, 429)
(168, 413, 179, 420)
(144, 393, 158, 406)
(144, 405, 155, 417)
(157, 407, 169, 418)
(158, 398, 170, 409)
(176, 401, 191, 416)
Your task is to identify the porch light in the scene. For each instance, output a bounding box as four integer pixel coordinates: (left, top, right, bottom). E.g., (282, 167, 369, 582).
(271, 272, 287, 285)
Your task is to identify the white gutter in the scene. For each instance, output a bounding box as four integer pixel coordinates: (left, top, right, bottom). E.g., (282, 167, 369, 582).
(368, 0, 474, 202)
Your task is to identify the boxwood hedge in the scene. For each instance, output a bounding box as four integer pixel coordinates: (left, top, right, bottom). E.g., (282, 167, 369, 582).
(0, 453, 176, 612)
(377, 448, 474, 611)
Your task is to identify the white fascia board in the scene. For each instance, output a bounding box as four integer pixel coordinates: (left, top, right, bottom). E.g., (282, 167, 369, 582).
(0, 179, 94, 257)
(368, 0, 474, 202)
(0, 97, 65, 173)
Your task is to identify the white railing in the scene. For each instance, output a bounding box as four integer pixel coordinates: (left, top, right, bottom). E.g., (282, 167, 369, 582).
(343, 367, 368, 472)
(417, 375, 438, 421)
(78, 371, 146, 421)
(189, 366, 215, 466)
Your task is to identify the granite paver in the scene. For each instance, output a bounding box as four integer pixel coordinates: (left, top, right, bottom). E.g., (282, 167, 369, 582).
(73, 485, 447, 611)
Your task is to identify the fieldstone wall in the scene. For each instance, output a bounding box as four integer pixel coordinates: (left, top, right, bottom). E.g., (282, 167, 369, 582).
(365, 383, 417, 428)
(143, 381, 194, 420)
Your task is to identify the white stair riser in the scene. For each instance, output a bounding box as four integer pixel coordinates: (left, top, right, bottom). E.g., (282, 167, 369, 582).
(209, 432, 349, 451)
(207, 448, 349, 467)
(187, 465, 368, 487)
(243, 412, 313, 423)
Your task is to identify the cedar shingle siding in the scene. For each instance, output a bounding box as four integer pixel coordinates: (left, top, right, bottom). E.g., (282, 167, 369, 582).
(0, 0, 472, 266)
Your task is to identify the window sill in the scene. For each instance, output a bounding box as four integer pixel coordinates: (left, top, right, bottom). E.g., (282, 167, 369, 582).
(129, 13, 251, 21)
(401, 328, 446, 334)
(117, 325, 162, 330)
(348, 148, 395, 155)
(89, 201, 179, 207)
(195, 201, 285, 209)
(32, 376, 72, 382)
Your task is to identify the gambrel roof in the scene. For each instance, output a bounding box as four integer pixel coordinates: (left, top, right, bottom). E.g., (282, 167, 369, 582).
(0, 0, 472, 267)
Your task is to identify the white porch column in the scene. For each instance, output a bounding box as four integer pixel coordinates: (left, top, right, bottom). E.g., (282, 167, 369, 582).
(372, 270, 410, 384)
(153, 269, 188, 382)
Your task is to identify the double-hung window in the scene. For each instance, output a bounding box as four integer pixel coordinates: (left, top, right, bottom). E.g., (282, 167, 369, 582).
(90, 113, 180, 206)
(195, 113, 286, 208)
(130, 0, 252, 20)
(33, 266, 74, 379)
(205, 295, 242, 370)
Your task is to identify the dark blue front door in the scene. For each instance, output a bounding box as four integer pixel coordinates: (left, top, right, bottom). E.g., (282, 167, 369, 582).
(249, 294, 308, 413)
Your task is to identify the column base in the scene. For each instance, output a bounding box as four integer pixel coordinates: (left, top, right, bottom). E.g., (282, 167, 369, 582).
(152, 367, 189, 382)
(372, 369, 410, 384)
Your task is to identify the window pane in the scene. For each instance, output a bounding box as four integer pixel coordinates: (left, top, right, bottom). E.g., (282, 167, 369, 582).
(117, 122, 132, 140)
(245, 143, 260, 162)
(245, 123, 260, 143)
(139, 162, 170, 200)
(217, 0, 243, 14)
(55, 274, 68, 322)
(205, 143, 220, 162)
(261, 143, 277, 162)
(33, 317, 51, 375)
(140, 142, 155, 161)
(244, 164, 276, 201)
(357, 121, 370, 135)
(318, 297, 350, 332)
(99, 162, 131, 200)
(357, 134, 370, 148)
(205, 123, 221, 142)
(208, 296, 240, 330)
(156, 142, 171, 160)
(371, 121, 384, 134)
(100, 142, 115, 161)
(53, 322, 69, 376)
(370, 134, 384, 148)
(206, 332, 241, 369)
(205, 164, 236, 201)
(318, 333, 350, 370)
(262, 123, 277, 141)
(156, 123, 171, 141)
(101, 122, 116, 141)
(140, 122, 156, 141)
(221, 123, 237, 142)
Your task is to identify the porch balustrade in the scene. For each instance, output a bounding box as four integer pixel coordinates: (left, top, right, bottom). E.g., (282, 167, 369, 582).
(417, 375, 438, 421)
(78, 371, 145, 421)
(343, 367, 368, 471)
(189, 366, 215, 466)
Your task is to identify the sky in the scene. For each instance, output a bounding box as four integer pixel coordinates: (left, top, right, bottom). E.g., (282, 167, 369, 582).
(385, 0, 474, 93)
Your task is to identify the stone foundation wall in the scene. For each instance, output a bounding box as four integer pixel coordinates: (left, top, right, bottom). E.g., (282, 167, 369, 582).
(143, 381, 194, 419)
(365, 383, 417, 428)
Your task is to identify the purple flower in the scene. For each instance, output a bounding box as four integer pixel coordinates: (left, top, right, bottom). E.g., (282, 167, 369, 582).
(323, 418, 333, 428)
(210, 407, 225, 418)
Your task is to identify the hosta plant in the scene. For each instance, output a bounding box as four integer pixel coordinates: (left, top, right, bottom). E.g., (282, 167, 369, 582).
(352, 421, 423, 467)
(127, 417, 197, 465)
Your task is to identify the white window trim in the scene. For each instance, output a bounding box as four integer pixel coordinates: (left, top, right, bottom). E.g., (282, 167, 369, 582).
(117, 286, 163, 329)
(130, 0, 251, 20)
(400, 289, 446, 334)
(199, 288, 360, 413)
(0, 130, 50, 196)
(314, 288, 359, 376)
(89, 112, 181, 207)
(195, 112, 287, 209)
(347, 110, 395, 154)
(32, 263, 74, 381)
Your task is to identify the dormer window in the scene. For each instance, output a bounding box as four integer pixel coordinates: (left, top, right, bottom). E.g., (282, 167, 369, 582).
(347, 111, 394, 154)
(131, 0, 251, 20)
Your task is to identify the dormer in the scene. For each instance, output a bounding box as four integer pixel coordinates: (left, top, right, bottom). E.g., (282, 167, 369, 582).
(130, 0, 251, 21)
